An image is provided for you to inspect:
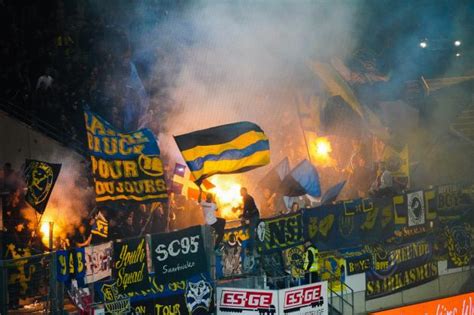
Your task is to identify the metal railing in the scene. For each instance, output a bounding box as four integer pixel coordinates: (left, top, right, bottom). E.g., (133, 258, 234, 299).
(0, 251, 63, 314)
(322, 267, 354, 315)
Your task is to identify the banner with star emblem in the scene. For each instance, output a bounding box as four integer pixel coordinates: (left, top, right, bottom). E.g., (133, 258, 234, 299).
(24, 159, 61, 214)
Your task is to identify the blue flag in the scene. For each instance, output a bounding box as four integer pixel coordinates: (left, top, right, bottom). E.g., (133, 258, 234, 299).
(280, 160, 321, 197)
(258, 157, 290, 192)
(321, 180, 346, 205)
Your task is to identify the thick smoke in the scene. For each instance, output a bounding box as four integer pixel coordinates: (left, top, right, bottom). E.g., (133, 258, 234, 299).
(100, 1, 474, 190)
(22, 153, 93, 239)
(148, 2, 362, 185)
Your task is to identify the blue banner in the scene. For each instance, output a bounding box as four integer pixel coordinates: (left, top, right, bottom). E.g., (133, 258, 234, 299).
(302, 198, 394, 251)
(84, 110, 168, 204)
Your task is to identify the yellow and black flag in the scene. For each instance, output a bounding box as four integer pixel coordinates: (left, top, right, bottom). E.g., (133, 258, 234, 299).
(174, 121, 270, 184)
(24, 159, 61, 214)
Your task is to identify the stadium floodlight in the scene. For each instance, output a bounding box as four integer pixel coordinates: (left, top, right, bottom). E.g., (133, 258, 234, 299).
(419, 41, 428, 48)
(456, 52, 461, 57)
(454, 40, 461, 47)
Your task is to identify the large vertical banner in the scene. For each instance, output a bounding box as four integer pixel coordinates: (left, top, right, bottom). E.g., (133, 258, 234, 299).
(278, 281, 328, 315)
(150, 225, 207, 284)
(113, 237, 149, 294)
(84, 110, 167, 204)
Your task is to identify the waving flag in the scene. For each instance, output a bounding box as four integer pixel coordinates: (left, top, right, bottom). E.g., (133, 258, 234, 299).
(258, 157, 290, 192)
(320, 181, 346, 205)
(91, 211, 109, 238)
(174, 121, 270, 184)
(24, 159, 61, 214)
(172, 163, 214, 200)
(280, 160, 321, 197)
(84, 110, 167, 204)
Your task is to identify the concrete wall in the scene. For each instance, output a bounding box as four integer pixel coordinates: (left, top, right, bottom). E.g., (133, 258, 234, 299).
(0, 110, 84, 169)
(335, 261, 473, 314)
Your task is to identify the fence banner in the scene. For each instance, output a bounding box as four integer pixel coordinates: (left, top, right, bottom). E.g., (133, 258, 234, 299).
(436, 184, 472, 219)
(216, 225, 253, 278)
(278, 281, 328, 315)
(150, 225, 207, 284)
(84, 241, 113, 284)
(365, 259, 438, 300)
(445, 222, 472, 268)
(56, 248, 86, 283)
(369, 292, 474, 315)
(216, 281, 328, 315)
(113, 237, 149, 294)
(303, 198, 394, 251)
(130, 274, 214, 315)
(257, 212, 304, 253)
(216, 287, 278, 315)
(345, 253, 372, 275)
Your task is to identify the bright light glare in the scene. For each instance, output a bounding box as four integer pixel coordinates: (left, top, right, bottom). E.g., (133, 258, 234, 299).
(209, 176, 242, 220)
(454, 40, 461, 47)
(419, 41, 427, 48)
(316, 138, 331, 156)
(456, 52, 461, 57)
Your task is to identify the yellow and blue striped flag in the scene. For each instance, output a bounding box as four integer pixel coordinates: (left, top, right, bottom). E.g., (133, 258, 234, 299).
(174, 121, 270, 184)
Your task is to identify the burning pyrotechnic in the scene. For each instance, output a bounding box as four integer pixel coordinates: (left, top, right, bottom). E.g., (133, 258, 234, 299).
(311, 136, 337, 167)
(209, 176, 243, 220)
(40, 221, 52, 248)
(316, 137, 331, 157)
(36, 208, 67, 249)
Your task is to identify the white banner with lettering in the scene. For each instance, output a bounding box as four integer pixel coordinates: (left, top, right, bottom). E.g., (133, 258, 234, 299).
(216, 281, 328, 315)
(278, 281, 328, 315)
(84, 241, 113, 284)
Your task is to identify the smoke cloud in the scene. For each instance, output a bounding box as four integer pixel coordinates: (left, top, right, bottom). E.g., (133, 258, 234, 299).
(141, 2, 361, 187)
(22, 153, 93, 239)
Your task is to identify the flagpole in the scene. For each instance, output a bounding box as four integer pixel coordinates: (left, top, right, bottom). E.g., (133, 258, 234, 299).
(295, 93, 314, 165)
(28, 210, 45, 248)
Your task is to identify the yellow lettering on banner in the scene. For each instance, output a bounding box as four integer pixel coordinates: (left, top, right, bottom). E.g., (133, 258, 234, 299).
(86, 134, 147, 155)
(77, 252, 84, 273)
(95, 181, 114, 195)
(86, 112, 107, 135)
(361, 207, 378, 230)
(91, 157, 139, 179)
(424, 190, 437, 221)
(343, 200, 358, 216)
(144, 180, 156, 193)
(69, 252, 74, 274)
(59, 255, 67, 275)
(307, 215, 335, 238)
(393, 195, 406, 225)
(155, 304, 181, 315)
(139, 155, 164, 176)
(362, 199, 374, 212)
